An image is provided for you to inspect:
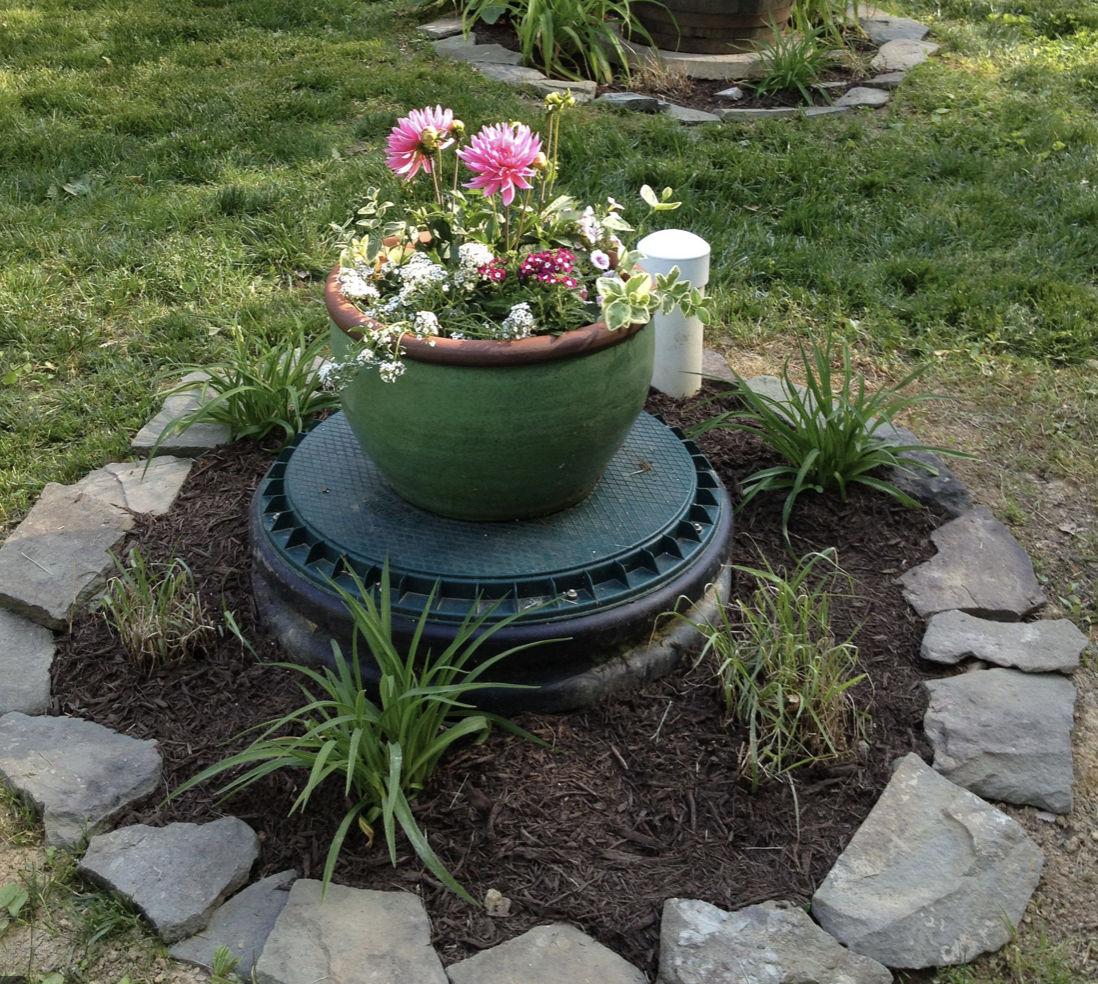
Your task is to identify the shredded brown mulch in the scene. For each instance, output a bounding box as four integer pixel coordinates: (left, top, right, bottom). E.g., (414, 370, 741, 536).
(50, 386, 942, 975)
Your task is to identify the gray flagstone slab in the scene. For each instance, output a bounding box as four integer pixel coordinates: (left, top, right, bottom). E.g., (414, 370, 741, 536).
(449, 923, 646, 984)
(0, 609, 55, 715)
(657, 898, 892, 984)
(925, 668, 1076, 813)
(812, 753, 1043, 969)
(0, 712, 161, 848)
(170, 869, 297, 975)
(921, 610, 1087, 673)
(0, 483, 133, 629)
(898, 507, 1046, 620)
(79, 818, 260, 944)
(71, 456, 193, 516)
(255, 880, 447, 984)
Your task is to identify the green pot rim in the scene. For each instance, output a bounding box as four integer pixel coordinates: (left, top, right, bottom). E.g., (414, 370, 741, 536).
(324, 265, 647, 368)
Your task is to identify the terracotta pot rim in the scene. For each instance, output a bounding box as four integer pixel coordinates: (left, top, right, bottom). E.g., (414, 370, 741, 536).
(324, 266, 647, 368)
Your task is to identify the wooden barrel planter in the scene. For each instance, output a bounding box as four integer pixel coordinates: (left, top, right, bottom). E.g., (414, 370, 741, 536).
(631, 0, 793, 54)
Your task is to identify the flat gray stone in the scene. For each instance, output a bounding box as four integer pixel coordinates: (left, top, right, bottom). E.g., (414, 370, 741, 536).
(899, 507, 1046, 620)
(256, 880, 446, 984)
(132, 370, 230, 457)
(702, 348, 737, 385)
(170, 869, 297, 976)
(812, 753, 1043, 969)
(716, 106, 802, 120)
(863, 71, 906, 90)
(0, 484, 133, 629)
(417, 16, 464, 39)
(925, 669, 1076, 813)
(872, 421, 973, 518)
(663, 103, 721, 124)
(71, 456, 193, 517)
(657, 898, 892, 984)
(835, 86, 892, 108)
(804, 105, 853, 117)
(522, 77, 597, 103)
(921, 610, 1088, 674)
(449, 923, 645, 984)
(871, 39, 939, 73)
(862, 15, 930, 45)
(79, 818, 260, 944)
(0, 609, 55, 715)
(434, 36, 522, 65)
(742, 375, 815, 424)
(474, 63, 546, 84)
(0, 712, 161, 848)
(598, 92, 661, 113)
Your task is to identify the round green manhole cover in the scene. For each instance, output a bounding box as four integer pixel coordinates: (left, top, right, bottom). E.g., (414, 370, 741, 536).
(254, 410, 727, 626)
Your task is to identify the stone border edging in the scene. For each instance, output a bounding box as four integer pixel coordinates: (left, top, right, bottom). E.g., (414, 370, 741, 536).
(418, 7, 940, 126)
(0, 348, 1092, 982)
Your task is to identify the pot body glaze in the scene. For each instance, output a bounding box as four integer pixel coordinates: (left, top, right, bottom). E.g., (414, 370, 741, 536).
(325, 268, 655, 521)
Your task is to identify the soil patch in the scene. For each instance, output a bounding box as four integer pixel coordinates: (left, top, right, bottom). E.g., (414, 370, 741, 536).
(51, 386, 943, 975)
(471, 19, 876, 112)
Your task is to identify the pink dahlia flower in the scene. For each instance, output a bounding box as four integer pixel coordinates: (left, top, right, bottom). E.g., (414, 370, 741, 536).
(385, 106, 455, 180)
(458, 122, 542, 206)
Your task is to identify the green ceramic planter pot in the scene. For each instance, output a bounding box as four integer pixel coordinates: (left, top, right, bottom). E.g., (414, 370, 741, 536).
(325, 268, 655, 521)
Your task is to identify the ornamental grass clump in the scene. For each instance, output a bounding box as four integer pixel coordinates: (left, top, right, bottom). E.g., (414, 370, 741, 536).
(690, 332, 972, 544)
(692, 550, 867, 791)
(324, 94, 709, 387)
(153, 323, 339, 451)
(99, 548, 217, 674)
(171, 567, 548, 904)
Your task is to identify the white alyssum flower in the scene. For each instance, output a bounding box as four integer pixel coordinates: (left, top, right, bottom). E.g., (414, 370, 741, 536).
(412, 310, 440, 337)
(459, 241, 495, 268)
(338, 270, 380, 300)
(497, 302, 536, 340)
(397, 252, 447, 286)
(317, 346, 379, 389)
(378, 360, 406, 383)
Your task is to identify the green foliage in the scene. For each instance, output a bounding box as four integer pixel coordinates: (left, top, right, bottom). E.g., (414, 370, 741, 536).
(100, 547, 217, 673)
(691, 550, 867, 790)
(0, 881, 29, 934)
(461, 0, 660, 83)
(172, 566, 548, 904)
(210, 945, 243, 983)
(154, 324, 339, 449)
(690, 333, 972, 544)
(791, 0, 861, 46)
(753, 22, 830, 102)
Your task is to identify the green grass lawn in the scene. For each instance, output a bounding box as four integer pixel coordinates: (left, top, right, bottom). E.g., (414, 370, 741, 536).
(1, 0, 1097, 530)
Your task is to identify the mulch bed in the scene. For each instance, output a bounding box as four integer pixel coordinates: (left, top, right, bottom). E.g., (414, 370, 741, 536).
(50, 385, 942, 976)
(469, 19, 877, 113)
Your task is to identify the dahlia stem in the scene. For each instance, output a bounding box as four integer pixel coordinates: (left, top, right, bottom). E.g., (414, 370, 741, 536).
(430, 150, 443, 205)
(514, 185, 534, 246)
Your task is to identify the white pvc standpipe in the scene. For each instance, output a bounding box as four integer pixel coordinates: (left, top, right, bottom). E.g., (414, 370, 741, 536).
(637, 229, 711, 399)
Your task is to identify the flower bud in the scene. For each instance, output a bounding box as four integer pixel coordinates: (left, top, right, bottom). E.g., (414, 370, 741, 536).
(418, 125, 441, 152)
(450, 119, 466, 137)
(532, 152, 549, 171)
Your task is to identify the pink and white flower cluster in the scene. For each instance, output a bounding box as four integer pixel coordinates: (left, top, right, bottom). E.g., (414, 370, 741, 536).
(334, 101, 693, 383)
